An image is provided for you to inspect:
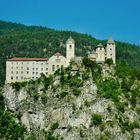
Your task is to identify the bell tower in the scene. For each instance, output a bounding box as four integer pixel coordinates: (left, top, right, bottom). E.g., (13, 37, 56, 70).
(106, 37, 116, 64)
(66, 36, 75, 61)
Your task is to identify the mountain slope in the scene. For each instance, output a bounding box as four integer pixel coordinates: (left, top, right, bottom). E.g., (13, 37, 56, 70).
(0, 20, 140, 86)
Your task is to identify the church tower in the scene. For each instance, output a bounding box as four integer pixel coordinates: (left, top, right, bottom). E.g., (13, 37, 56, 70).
(106, 37, 116, 64)
(66, 36, 75, 61)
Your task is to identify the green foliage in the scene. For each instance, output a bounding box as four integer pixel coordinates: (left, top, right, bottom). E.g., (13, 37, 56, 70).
(105, 58, 113, 66)
(82, 69, 90, 80)
(41, 92, 48, 104)
(33, 92, 39, 101)
(90, 113, 102, 126)
(45, 122, 59, 140)
(45, 131, 58, 140)
(69, 76, 83, 87)
(119, 117, 140, 133)
(11, 82, 21, 91)
(60, 67, 65, 85)
(72, 88, 81, 97)
(51, 122, 59, 131)
(59, 91, 69, 99)
(41, 73, 53, 90)
(27, 135, 37, 140)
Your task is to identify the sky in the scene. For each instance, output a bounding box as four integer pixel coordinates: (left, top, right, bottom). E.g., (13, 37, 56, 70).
(0, 0, 140, 44)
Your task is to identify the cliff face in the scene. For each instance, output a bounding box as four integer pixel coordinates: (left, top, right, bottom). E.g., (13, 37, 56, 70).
(3, 64, 140, 140)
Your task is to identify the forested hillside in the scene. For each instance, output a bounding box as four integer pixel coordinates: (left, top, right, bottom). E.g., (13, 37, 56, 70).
(0, 20, 140, 86)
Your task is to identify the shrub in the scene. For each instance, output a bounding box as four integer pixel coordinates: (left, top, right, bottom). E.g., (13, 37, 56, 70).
(11, 82, 21, 91)
(33, 92, 39, 101)
(82, 70, 90, 80)
(51, 122, 59, 131)
(72, 88, 81, 96)
(69, 76, 83, 87)
(45, 131, 58, 140)
(59, 91, 69, 99)
(106, 58, 113, 66)
(90, 113, 102, 126)
(41, 92, 48, 104)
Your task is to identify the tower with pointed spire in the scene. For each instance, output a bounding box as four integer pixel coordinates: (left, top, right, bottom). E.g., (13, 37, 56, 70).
(106, 37, 116, 64)
(66, 36, 75, 62)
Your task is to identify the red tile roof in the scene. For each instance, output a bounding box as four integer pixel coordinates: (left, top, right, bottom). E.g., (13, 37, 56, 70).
(8, 57, 48, 61)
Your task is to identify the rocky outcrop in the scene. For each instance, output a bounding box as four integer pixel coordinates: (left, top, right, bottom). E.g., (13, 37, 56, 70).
(3, 65, 140, 140)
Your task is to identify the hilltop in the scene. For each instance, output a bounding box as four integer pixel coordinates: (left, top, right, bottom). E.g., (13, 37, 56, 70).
(0, 20, 140, 86)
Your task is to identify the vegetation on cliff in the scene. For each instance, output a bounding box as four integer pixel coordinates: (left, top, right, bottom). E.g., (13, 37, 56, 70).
(0, 58, 139, 139)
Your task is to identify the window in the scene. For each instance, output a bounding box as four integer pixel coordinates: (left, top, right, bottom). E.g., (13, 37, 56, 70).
(11, 67, 13, 69)
(16, 71, 18, 74)
(16, 76, 18, 80)
(32, 68, 34, 70)
(46, 68, 48, 71)
(32, 77, 34, 79)
(11, 71, 13, 74)
(36, 68, 38, 70)
(16, 62, 18, 65)
(69, 45, 72, 48)
(41, 68, 43, 71)
(16, 67, 18, 69)
(21, 67, 23, 69)
(11, 76, 13, 80)
(27, 71, 29, 74)
(27, 67, 29, 70)
(46, 72, 48, 75)
(36, 72, 38, 74)
(21, 71, 23, 74)
(32, 72, 35, 74)
(21, 76, 23, 80)
(57, 65, 59, 69)
(41, 63, 43, 65)
(52, 65, 55, 71)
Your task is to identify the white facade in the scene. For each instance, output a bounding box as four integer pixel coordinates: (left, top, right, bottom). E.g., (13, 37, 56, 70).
(95, 43, 105, 63)
(6, 37, 74, 83)
(106, 37, 116, 64)
(66, 36, 75, 62)
(89, 37, 116, 64)
(6, 36, 116, 83)
(6, 58, 49, 83)
(48, 52, 68, 75)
